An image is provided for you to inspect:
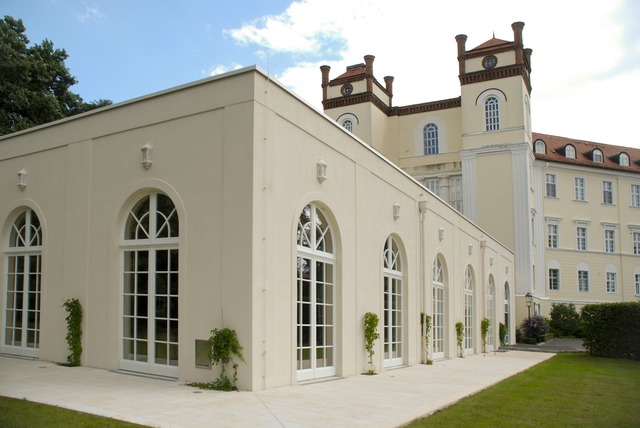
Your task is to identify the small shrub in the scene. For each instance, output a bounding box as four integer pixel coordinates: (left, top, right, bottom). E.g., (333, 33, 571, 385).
(208, 328, 245, 390)
(455, 322, 464, 357)
(420, 312, 431, 363)
(499, 322, 507, 346)
(518, 315, 549, 339)
(481, 318, 490, 352)
(363, 312, 380, 374)
(549, 303, 580, 337)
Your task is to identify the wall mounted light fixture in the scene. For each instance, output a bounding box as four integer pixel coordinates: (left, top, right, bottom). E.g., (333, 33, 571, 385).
(317, 159, 327, 183)
(393, 202, 401, 220)
(17, 169, 27, 191)
(141, 143, 153, 169)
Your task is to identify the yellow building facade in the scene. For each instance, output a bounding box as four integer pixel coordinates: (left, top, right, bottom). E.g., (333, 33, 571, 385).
(321, 22, 640, 322)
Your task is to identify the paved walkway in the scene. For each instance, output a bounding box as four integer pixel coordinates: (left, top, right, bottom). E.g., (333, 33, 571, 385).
(0, 350, 555, 428)
(503, 337, 586, 353)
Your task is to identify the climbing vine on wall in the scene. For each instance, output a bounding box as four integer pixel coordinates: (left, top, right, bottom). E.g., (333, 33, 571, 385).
(63, 298, 83, 366)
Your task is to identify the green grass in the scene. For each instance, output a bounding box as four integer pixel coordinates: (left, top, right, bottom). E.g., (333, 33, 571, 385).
(0, 396, 147, 428)
(409, 353, 640, 427)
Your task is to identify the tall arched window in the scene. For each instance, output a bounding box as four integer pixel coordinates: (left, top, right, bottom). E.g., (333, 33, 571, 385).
(432, 256, 445, 359)
(487, 275, 495, 351)
(383, 236, 403, 367)
(423, 123, 439, 155)
(121, 193, 179, 376)
(485, 97, 500, 131)
(4, 209, 42, 357)
(464, 266, 474, 352)
(504, 283, 510, 344)
(296, 203, 336, 381)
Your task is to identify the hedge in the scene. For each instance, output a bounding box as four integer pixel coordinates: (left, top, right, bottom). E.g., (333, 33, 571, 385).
(580, 302, 640, 360)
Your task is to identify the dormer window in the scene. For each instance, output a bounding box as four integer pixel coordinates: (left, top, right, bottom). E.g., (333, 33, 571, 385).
(534, 139, 546, 154)
(565, 145, 576, 159)
(593, 149, 603, 163)
(619, 153, 630, 166)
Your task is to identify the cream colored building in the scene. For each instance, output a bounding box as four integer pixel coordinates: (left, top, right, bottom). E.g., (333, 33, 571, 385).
(321, 21, 640, 323)
(0, 66, 515, 390)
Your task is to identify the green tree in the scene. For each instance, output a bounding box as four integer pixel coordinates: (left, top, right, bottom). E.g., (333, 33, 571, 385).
(0, 16, 111, 136)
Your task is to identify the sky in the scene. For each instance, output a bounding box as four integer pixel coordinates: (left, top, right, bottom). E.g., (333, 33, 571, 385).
(4, 0, 640, 149)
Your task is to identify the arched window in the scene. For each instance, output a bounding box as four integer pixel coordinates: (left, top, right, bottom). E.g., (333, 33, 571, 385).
(485, 97, 500, 131)
(464, 266, 474, 352)
(4, 209, 42, 357)
(593, 149, 603, 163)
(341, 119, 353, 132)
(619, 153, 630, 166)
(487, 275, 495, 351)
(121, 193, 179, 376)
(504, 282, 510, 344)
(423, 123, 439, 155)
(565, 145, 576, 159)
(383, 236, 403, 367)
(534, 139, 546, 154)
(296, 203, 336, 381)
(432, 256, 445, 359)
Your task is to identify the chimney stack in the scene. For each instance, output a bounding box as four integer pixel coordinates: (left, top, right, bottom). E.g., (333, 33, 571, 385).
(320, 65, 331, 101)
(511, 21, 525, 64)
(455, 34, 467, 75)
(384, 75, 394, 106)
(364, 55, 375, 92)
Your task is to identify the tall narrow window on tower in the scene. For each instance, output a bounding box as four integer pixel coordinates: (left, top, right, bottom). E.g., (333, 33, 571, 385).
(485, 97, 500, 131)
(423, 123, 439, 154)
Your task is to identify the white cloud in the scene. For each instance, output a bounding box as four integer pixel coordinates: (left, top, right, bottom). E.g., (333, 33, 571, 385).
(206, 63, 245, 77)
(75, 1, 105, 23)
(226, 0, 640, 148)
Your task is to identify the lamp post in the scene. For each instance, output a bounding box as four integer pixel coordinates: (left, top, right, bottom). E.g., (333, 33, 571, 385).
(525, 292, 533, 322)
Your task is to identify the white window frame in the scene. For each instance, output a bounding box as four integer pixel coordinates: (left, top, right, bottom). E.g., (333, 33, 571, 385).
(578, 268, 590, 292)
(549, 268, 560, 290)
(631, 184, 640, 208)
(574, 177, 586, 201)
(606, 272, 617, 293)
(464, 267, 474, 353)
(486, 276, 495, 351)
(593, 149, 604, 163)
(545, 174, 557, 198)
(604, 228, 616, 253)
(547, 224, 559, 248)
(619, 153, 629, 166)
(565, 145, 576, 159)
(423, 123, 439, 155)
(534, 139, 546, 154)
(3, 209, 43, 358)
(633, 231, 640, 256)
(484, 96, 500, 131)
(296, 203, 336, 381)
(121, 193, 180, 378)
(432, 257, 446, 360)
(383, 236, 403, 368)
(602, 181, 614, 205)
(449, 176, 463, 213)
(636, 273, 640, 296)
(576, 225, 587, 251)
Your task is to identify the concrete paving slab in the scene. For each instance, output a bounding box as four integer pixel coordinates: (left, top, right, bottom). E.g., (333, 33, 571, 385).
(0, 350, 554, 428)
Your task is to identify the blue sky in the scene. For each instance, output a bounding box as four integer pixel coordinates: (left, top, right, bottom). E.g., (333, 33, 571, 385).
(4, 0, 640, 148)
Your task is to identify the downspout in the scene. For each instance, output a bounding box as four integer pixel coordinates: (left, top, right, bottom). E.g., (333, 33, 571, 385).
(419, 200, 429, 363)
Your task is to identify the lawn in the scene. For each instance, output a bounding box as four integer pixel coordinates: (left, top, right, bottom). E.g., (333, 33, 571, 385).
(0, 396, 146, 428)
(409, 353, 640, 427)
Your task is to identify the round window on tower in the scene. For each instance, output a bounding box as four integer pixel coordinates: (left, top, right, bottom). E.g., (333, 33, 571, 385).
(482, 55, 497, 69)
(341, 83, 353, 96)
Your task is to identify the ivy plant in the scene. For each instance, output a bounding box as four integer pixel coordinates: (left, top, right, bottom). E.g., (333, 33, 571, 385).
(420, 312, 433, 364)
(481, 317, 490, 353)
(208, 328, 245, 390)
(455, 321, 464, 358)
(63, 298, 82, 366)
(363, 312, 380, 375)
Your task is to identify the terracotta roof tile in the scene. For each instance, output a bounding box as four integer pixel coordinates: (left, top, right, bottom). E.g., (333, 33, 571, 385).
(331, 63, 366, 82)
(467, 38, 514, 55)
(533, 132, 640, 173)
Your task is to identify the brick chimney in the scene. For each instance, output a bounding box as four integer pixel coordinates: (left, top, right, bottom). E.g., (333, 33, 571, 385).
(364, 55, 375, 92)
(320, 65, 331, 101)
(511, 21, 525, 65)
(455, 34, 467, 75)
(384, 75, 394, 106)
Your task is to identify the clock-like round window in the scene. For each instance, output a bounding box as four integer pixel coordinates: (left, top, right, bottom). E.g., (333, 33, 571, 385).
(482, 55, 497, 69)
(341, 83, 353, 96)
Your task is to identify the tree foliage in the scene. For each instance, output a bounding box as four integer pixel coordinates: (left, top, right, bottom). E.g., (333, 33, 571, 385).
(549, 303, 580, 337)
(0, 16, 111, 136)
